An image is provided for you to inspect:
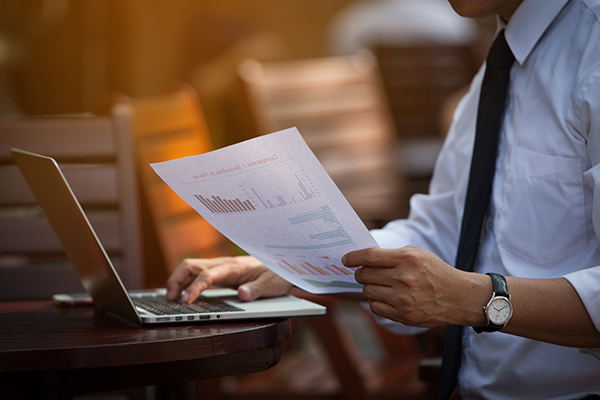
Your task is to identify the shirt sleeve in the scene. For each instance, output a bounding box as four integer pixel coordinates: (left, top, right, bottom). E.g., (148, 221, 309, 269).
(563, 45, 600, 351)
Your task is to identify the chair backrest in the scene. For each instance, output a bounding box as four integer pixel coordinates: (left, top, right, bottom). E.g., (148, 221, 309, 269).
(97, 84, 232, 287)
(0, 108, 142, 301)
(373, 43, 478, 140)
(238, 52, 406, 227)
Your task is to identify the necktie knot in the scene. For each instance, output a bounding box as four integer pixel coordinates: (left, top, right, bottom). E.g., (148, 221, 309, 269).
(486, 30, 515, 69)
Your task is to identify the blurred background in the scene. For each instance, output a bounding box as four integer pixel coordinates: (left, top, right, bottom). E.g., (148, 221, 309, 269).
(0, 0, 493, 145)
(0, 1, 496, 398)
(0, 0, 495, 222)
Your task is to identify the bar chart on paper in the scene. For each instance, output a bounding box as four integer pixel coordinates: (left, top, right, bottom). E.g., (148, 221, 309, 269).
(150, 128, 379, 294)
(274, 254, 363, 290)
(194, 194, 256, 214)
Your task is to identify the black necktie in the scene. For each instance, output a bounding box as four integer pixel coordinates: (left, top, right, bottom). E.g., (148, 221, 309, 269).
(437, 30, 515, 400)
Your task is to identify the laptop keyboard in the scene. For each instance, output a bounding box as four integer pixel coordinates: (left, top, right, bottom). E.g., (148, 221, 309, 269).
(133, 295, 243, 315)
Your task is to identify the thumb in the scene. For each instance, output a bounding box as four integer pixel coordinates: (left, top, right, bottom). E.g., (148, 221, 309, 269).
(237, 272, 292, 301)
(237, 284, 257, 301)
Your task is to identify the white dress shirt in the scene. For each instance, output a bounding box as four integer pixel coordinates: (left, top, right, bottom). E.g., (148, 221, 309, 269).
(370, 0, 600, 398)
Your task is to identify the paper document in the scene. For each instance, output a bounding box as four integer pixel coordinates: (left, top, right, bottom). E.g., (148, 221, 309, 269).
(150, 127, 379, 294)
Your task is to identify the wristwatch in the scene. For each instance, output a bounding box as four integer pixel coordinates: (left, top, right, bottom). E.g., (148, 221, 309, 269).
(474, 272, 513, 333)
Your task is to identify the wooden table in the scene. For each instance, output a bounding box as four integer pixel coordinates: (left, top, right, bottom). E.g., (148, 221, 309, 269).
(0, 300, 290, 399)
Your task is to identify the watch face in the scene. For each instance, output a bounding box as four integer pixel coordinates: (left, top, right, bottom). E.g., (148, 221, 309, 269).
(488, 297, 512, 325)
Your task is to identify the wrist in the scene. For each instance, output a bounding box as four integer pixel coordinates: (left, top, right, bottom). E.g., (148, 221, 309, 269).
(455, 271, 492, 327)
(473, 272, 513, 333)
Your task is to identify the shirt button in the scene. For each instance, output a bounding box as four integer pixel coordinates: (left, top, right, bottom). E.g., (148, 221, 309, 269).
(486, 219, 494, 230)
(462, 335, 470, 347)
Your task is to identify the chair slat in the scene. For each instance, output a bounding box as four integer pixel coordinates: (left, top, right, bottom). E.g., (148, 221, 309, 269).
(143, 181, 194, 217)
(158, 217, 223, 262)
(132, 100, 191, 135)
(0, 112, 142, 301)
(239, 53, 404, 225)
(139, 133, 203, 164)
(0, 210, 121, 254)
(373, 43, 477, 139)
(0, 257, 127, 301)
(0, 118, 116, 161)
(0, 260, 85, 301)
(0, 165, 118, 206)
(99, 84, 231, 278)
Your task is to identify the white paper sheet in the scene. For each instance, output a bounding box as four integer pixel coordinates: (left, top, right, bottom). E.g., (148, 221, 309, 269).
(150, 127, 379, 294)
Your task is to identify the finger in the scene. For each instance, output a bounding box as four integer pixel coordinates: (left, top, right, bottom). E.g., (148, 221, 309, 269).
(180, 275, 215, 303)
(180, 265, 237, 303)
(355, 265, 395, 286)
(167, 257, 235, 301)
(180, 261, 260, 303)
(166, 264, 197, 301)
(168, 275, 197, 301)
(238, 270, 293, 301)
(342, 247, 405, 269)
(367, 299, 398, 321)
(361, 282, 396, 304)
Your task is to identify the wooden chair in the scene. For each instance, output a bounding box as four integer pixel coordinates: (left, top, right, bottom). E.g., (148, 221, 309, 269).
(372, 43, 478, 193)
(220, 289, 425, 400)
(300, 291, 426, 400)
(96, 84, 233, 288)
(373, 44, 477, 141)
(0, 108, 143, 301)
(238, 51, 407, 228)
(231, 53, 425, 399)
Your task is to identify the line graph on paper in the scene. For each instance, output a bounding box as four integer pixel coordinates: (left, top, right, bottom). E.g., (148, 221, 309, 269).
(249, 171, 317, 209)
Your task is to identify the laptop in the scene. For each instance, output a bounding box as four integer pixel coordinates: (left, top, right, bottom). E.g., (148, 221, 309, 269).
(11, 148, 326, 325)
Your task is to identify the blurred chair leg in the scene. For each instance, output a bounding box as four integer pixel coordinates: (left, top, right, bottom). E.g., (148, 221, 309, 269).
(308, 313, 367, 400)
(193, 378, 223, 400)
(155, 382, 195, 400)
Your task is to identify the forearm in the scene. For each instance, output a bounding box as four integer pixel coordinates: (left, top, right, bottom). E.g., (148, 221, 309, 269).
(457, 273, 600, 348)
(503, 276, 600, 347)
(346, 247, 600, 347)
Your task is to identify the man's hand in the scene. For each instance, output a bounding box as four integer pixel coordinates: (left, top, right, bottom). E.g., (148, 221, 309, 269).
(344, 246, 489, 328)
(166, 255, 293, 303)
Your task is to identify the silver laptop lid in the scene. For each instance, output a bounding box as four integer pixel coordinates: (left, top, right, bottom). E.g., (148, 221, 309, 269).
(11, 148, 142, 324)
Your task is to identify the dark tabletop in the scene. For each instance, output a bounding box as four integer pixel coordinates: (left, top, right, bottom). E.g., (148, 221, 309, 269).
(0, 300, 290, 399)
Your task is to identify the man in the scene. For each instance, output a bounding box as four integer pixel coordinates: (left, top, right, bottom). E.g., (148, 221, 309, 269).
(167, 0, 600, 398)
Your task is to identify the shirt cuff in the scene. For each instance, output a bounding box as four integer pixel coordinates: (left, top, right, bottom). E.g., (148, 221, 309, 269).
(563, 267, 600, 333)
(563, 267, 600, 358)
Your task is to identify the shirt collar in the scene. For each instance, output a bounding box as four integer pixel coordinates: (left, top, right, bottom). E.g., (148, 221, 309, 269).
(500, 0, 570, 65)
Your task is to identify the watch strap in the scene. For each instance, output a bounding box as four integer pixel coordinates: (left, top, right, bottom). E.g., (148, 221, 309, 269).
(473, 273, 510, 333)
(489, 272, 509, 297)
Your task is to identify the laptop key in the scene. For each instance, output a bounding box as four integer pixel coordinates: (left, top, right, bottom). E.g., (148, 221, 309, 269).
(133, 296, 242, 316)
